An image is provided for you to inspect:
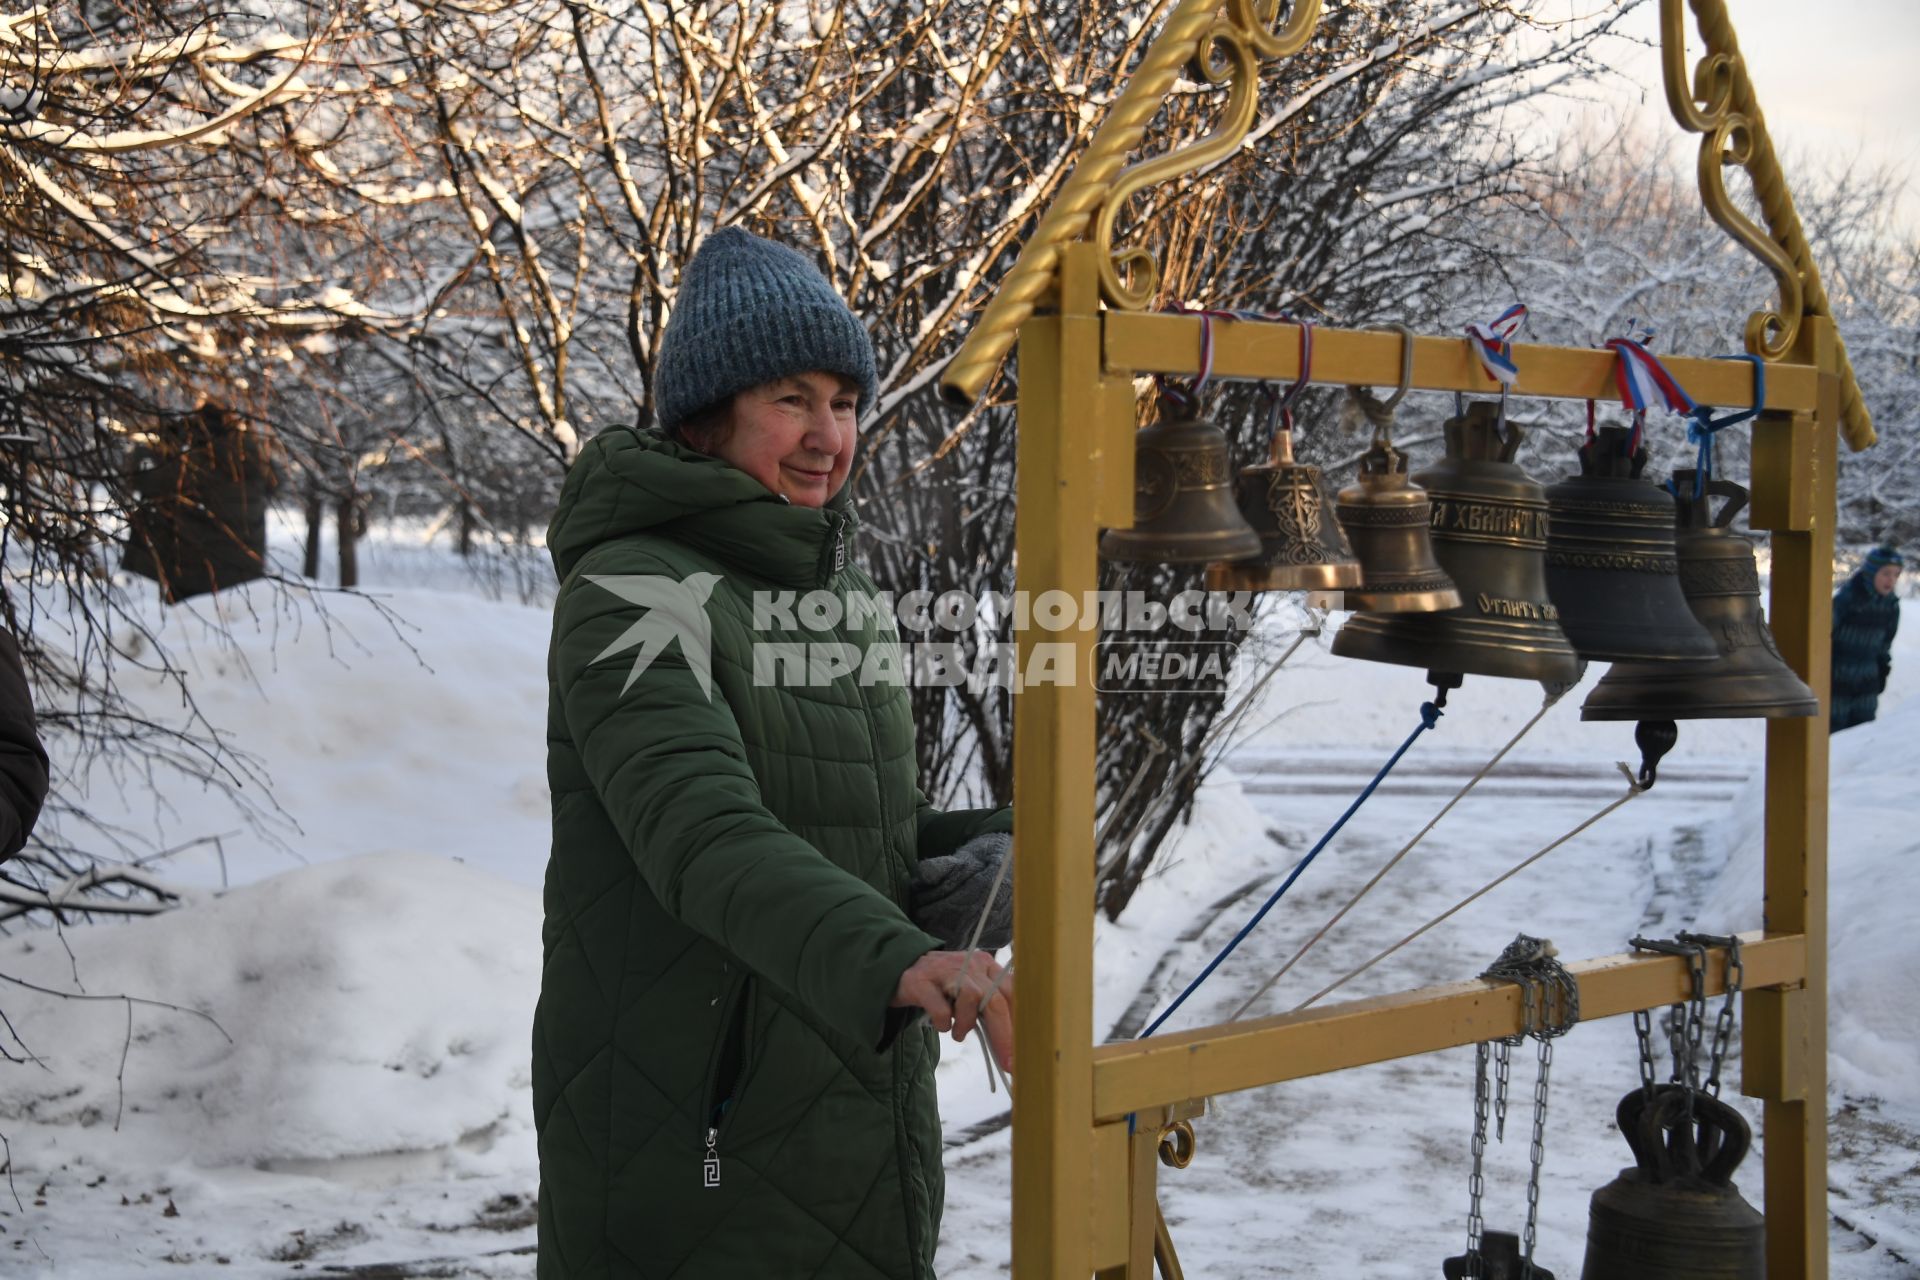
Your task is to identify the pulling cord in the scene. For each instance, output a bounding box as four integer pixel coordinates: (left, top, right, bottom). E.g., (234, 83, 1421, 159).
(1225, 687, 1565, 1023)
(1135, 699, 1443, 1041)
(1292, 764, 1646, 1013)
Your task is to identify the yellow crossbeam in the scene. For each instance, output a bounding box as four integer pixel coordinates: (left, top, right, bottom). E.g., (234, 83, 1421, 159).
(1089, 932, 1804, 1123)
(1102, 314, 1820, 412)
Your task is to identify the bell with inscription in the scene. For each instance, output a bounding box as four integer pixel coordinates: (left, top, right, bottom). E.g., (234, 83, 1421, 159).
(1205, 421, 1364, 594)
(1100, 406, 1264, 565)
(1545, 425, 1717, 662)
(1583, 474, 1817, 731)
(1334, 402, 1580, 686)
(1335, 437, 1462, 613)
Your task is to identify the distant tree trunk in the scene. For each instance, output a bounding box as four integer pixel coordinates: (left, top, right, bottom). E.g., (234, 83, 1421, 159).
(337, 491, 359, 590)
(458, 499, 475, 558)
(302, 484, 325, 580)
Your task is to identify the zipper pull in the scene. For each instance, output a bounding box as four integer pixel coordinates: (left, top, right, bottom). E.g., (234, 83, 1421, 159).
(703, 1127, 721, 1188)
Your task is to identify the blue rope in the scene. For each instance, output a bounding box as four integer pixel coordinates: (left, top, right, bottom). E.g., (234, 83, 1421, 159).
(1135, 700, 1444, 1041)
(1668, 354, 1766, 499)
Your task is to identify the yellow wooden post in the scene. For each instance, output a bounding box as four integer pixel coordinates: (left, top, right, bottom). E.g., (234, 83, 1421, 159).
(1010, 241, 1106, 1279)
(1746, 313, 1838, 1277)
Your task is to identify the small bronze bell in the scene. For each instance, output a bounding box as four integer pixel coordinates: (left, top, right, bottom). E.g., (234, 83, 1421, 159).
(1580, 1086, 1764, 1280)
(1336, 438, 1462, 613)
(1206, 426, 1364, 593)
(1100, 406, 1264, 565)
(1545, 426, 1717, 663)
(1333, 402, 1581, 686)
(1583, 474, 1818, 724)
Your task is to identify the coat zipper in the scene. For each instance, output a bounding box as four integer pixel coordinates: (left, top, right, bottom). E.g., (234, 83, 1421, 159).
(838, 578, 925, 1269)
(699, 971, 754, 1189)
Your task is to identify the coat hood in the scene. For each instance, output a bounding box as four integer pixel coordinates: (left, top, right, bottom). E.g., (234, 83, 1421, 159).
(548, 426, 856, 588)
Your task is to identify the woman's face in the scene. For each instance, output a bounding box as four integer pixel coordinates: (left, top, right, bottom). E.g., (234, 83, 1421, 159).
(1874, 564, 1901, 596)
(714, 371, 860, 508)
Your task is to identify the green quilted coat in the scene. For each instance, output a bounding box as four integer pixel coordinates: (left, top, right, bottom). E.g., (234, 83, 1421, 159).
(537, 426, 1009, 1279)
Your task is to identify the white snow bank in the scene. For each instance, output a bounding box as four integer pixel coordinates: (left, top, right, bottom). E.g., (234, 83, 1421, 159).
(0, 853, 541, 1172)
(1695, 599, 1920, 1115)
(40, 576, 554, 894)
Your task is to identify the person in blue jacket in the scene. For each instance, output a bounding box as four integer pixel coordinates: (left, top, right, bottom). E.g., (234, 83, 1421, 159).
(1831, 543, 1902, 731)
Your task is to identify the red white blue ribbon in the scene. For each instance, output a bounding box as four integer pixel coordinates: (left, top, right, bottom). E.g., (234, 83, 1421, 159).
(1604, 336, 1696, 419)
(1464, 304, 1527, 386)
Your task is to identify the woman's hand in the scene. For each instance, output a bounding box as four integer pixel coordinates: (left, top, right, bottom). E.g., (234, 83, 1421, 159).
(891, 950, 1013, 1072)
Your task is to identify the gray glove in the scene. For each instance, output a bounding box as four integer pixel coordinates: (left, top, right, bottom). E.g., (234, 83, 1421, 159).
(909, 831, 1013, 950)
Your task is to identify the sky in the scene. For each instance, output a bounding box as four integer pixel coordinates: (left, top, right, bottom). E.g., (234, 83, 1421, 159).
(1583, 0, 1920, 229)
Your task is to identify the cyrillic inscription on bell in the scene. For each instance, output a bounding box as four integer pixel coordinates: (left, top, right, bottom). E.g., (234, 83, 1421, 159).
(1100, 407, 1264, 565)
(1333, 402, 1579, 685)
(1336, 439, 1461, 613)
(1583, 474, 1818, 722)
(1545, 425, 1717, 663)
(1206, 426, 1363, 593)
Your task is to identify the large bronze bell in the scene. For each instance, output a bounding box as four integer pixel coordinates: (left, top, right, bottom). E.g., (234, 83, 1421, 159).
(1583, 474, 1818, 723)
(1333, 402, 1580, 685)
(1335, 438, 1462, 613)
(1206, 425, 1364, 593)
(1100, 406, 1264, 565)
(1581, 1085, 1764, 1279)
(1545, 426, 1718, 663)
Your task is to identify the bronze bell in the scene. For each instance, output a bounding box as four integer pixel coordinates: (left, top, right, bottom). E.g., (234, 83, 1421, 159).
(1545, 426, 1718, 663)
(1583, 474, 1818, 724)
(1333, 402, 1581, 686)
(1581, 1085, 1764, 1279)
(1100, 406, 1264, 565)
(1335, 438, 1462, 613)
(1206, 426, 1364, 593)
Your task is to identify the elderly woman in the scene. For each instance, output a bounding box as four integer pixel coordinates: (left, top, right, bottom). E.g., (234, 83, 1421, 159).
(537, 227, 1014, 1279)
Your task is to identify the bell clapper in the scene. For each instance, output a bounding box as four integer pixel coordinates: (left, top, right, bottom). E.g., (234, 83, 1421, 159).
(1427, 669, 1464, 711)
(1632, 719, 1679, 790)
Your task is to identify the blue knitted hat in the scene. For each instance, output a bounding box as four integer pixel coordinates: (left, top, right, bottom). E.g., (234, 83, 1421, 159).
(1865, 543, 1904, 571)
(654, 227, 878, 434)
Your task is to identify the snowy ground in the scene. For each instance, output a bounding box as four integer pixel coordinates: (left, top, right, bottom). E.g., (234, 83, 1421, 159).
(0, 523, 1914, 1277)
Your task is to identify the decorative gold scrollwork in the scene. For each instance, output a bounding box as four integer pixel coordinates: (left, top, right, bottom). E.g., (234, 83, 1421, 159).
(1697, 116, 1801, 360)
(1093, 0, 1324, 312)
(1659, 0, 1875, 447)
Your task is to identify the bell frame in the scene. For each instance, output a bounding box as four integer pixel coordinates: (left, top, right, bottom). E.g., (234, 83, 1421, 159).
(938, 0, 1866, 1276)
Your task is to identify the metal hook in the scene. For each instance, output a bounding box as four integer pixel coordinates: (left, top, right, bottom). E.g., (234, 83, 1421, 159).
(1368, 322, 1415, 413)
(1275, 318, 1314, 434)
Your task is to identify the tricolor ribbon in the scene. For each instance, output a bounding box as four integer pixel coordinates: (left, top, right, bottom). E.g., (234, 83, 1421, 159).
(1603, 333, 1697, 453)
(1604, 335, 1696, 419)
(1464, 304, 1527, 386)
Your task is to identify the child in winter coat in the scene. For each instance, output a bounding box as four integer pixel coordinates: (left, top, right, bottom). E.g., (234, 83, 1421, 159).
(1831, 544, 1902, 731)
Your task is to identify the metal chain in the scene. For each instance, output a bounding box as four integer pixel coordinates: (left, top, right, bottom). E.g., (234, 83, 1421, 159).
(1476, 933, 1580, 1279)
(1523, 1035, 1554, 1269)
(1681, 941, 1708, 1091)
(1493, 1039, 1512, 1142)
(1634, 1006, 1658, 1100)
(1633, 935, 1709, 1093)
(1680, 931, 1744, 1097)
(1463, 1039, 1492, 1279)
